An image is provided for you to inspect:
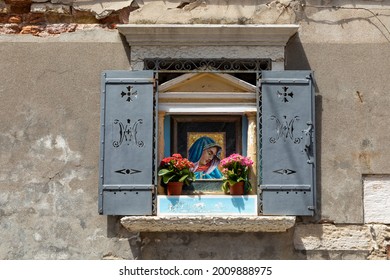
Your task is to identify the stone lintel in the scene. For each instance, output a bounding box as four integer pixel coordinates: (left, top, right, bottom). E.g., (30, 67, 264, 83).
(120, 215, 296, 233)
(117, 24, 299, 46)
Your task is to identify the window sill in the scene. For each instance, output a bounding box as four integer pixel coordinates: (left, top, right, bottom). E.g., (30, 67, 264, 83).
(120, 215, 296, 233)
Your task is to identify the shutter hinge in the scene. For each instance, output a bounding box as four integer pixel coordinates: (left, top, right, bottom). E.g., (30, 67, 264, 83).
(308, 206, 315, 211)
(153, 78, 157, 91)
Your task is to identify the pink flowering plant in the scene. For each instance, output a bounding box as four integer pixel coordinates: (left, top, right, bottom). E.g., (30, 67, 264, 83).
(220, 153, 253, 194)
(158, 153, 195, 185)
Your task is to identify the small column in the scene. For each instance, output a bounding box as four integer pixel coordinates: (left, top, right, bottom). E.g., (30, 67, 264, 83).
(158, 111, 166, 164)
(245, 111, 257, 194)
(158, 111, 166, 194)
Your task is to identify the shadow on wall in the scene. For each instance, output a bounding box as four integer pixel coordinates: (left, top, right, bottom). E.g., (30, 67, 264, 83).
(285, 34, 322, 222)
(139, 230, 308, 260)
(107, 216, 142, 259)
(120, 33, 132, 66)
(285, 34, 311, 70)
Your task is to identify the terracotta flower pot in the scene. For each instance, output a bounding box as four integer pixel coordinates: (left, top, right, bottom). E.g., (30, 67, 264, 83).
(167, 181, 183, 195)
(229, 181, 245, 195)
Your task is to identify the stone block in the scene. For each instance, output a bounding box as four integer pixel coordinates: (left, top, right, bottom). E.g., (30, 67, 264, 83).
(121, 215, 296, 232)
(294, 224, 374, 251)
(364, 176, 390, 224)
(31, 3, 71, 14)
(73, 0, 131, 19)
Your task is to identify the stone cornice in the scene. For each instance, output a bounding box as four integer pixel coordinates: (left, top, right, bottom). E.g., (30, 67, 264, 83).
(121, 216, 296, 232)
(117, 24, 299, 46)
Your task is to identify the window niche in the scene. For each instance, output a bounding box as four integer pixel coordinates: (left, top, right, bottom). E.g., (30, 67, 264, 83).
(155, 67, 259, 200)
(171, 115, 242, 194)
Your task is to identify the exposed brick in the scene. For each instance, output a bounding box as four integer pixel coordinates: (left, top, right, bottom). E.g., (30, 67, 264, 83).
(20, 24, 44, 35)
(71, 9, 99, 24)
(0, 14, 10, 24)
(45, 13, 73, 24)
(2, 23, 21, 34)
(6, 0, 31, 14)
(118, 6, 134, 24)
(46, 23, 77, 34)
(99, 12, 119, 25)
(24, 12, 46, 24)
(8, 15, 22, 23)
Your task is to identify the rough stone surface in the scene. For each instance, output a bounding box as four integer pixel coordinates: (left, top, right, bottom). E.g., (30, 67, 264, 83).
(31, 3, 71, 14)
(367, 224, 390, 260)
(363, 175, 390, 223)
(293, 224, 390, 260)
(129, 0, 299, 24)
(294, 224, 374, 251)
(140, 229, 306, 259)
(73, 0, 132, 19)
(121, 216, 296, 232)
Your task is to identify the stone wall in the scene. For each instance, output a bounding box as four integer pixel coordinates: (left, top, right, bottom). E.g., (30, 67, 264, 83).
(1, 0, 390, 259)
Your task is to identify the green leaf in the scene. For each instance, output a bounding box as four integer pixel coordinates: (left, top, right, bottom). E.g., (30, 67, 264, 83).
(178, 174, 188, 182)
(158, 169, 171, 176)
(163, 174, 176, 184)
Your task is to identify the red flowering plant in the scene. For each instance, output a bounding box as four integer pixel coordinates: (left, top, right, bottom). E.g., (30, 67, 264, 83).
(220, 153, 254, 194)
(158, 154, 196, 185)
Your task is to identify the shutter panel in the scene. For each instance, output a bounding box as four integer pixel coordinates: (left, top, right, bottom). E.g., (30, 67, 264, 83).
(260, 71, 316, 216)
(99, 71, 156, 215)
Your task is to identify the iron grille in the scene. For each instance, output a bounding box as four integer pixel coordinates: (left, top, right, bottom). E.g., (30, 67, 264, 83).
(144, 58, 271, 73)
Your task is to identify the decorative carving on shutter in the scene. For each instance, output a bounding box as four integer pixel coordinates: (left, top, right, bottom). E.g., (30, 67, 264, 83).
(260, 71, 316, 216)
(99, 71, 156, 215)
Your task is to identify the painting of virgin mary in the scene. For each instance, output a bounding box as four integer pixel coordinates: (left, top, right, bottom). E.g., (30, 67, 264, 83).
(188, 136, 223, 179)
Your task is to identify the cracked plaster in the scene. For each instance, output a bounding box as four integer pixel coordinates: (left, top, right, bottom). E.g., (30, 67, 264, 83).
(129, 0, 300, 24)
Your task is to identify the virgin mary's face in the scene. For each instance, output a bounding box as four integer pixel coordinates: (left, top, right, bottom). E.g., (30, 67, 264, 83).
(199, 147, 218, 166)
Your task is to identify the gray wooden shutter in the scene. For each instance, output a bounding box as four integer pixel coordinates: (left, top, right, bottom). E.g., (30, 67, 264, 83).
(260, 71, 316, 216)
(99, 70, 156, 215)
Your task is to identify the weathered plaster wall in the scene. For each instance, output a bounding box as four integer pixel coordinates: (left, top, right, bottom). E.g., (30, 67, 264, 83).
(0, 30, 141, 259)
(1, 0, 390, 260)
(285, 2, 390, 224)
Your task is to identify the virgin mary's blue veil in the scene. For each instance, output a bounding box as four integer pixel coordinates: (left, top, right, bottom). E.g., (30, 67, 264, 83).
(188, 136, 221, 162)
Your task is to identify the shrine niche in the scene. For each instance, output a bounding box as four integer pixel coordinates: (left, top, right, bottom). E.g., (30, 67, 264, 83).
(157, 72, 257, 194)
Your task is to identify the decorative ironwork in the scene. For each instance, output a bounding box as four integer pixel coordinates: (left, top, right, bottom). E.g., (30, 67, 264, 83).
(277, 86, 294, 103)
(258, 189, 263, 215)
(121, 86, 138, 102)
(152, 80, 158, 215)
(115, 168, 142, 175)
(112, 119, 144, 148)
(273, 169, 296, 175)
(152, 190, 157, 215)
(256, 71, 263, 215)
(269, 115, 301, 144)
(144, 58, 271, 73)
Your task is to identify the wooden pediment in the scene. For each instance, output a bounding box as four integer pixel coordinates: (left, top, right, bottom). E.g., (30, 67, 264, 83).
(158, 73, 256, 103)
(159, 73, 256, 93)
